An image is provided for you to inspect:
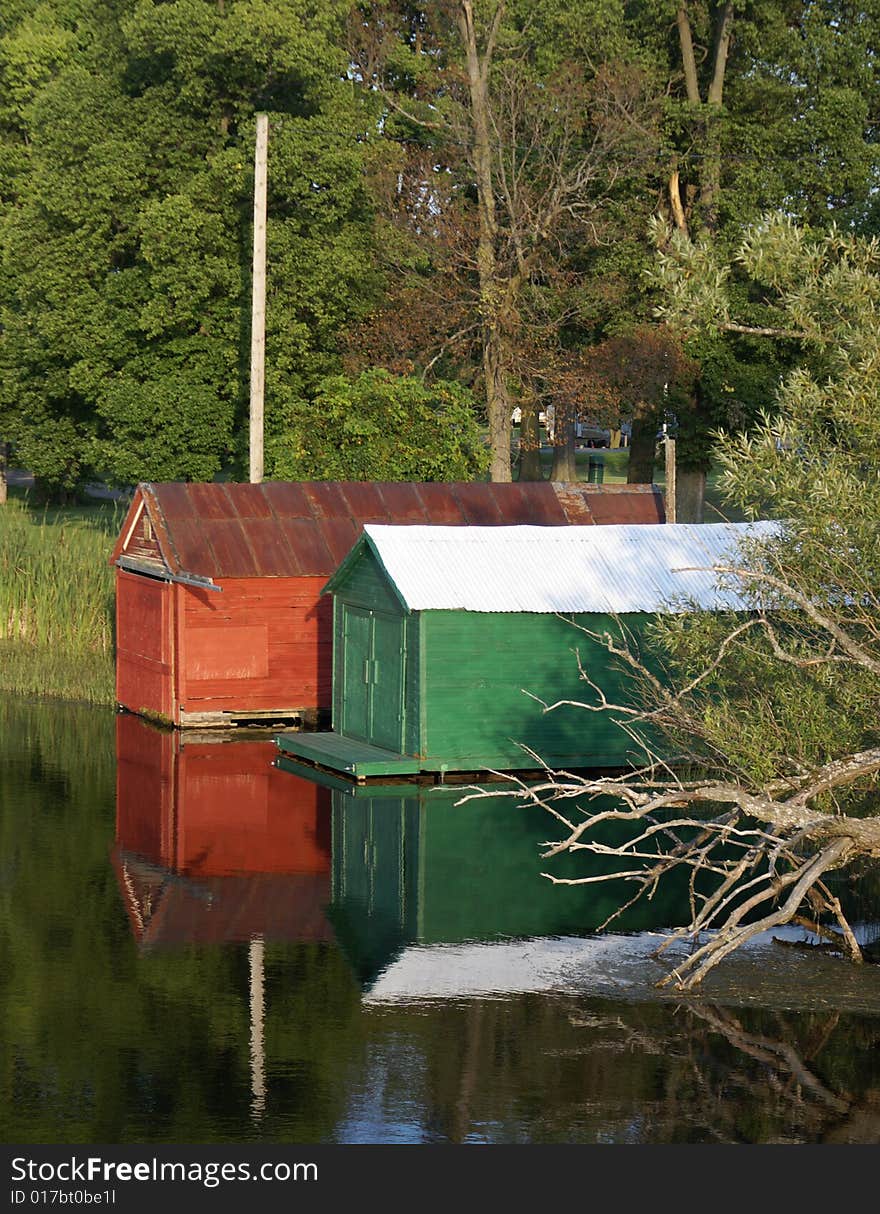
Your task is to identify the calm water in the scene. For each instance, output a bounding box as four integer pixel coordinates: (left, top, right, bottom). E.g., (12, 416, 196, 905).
(3, 697, 880, 1145)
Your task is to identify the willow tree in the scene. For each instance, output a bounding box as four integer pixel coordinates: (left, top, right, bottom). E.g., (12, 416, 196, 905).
(624, 0, 880, 518)
(501, 217, 880, 989)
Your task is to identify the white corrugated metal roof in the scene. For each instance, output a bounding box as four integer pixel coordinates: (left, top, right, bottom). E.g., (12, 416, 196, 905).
(361, 521, 780, 614)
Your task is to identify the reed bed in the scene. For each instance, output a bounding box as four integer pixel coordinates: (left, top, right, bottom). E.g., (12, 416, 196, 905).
(0, 497, 120, 704)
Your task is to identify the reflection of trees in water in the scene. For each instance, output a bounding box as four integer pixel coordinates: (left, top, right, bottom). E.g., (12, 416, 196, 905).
(405, 996, 880, 1144)
(680, 1004, 880, 1145)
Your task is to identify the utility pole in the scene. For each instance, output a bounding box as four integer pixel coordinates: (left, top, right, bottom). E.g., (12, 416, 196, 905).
(249, 113, 269, 484)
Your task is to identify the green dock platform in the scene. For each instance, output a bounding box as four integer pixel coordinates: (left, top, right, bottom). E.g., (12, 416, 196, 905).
(274, 730, 422, 780)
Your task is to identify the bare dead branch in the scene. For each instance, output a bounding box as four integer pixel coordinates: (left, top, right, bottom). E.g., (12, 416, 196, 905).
(702, 563, 880, 676)
(658, 837, 853, 988)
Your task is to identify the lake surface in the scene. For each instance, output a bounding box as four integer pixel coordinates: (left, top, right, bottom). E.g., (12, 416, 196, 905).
(3, 697, 880, 1145)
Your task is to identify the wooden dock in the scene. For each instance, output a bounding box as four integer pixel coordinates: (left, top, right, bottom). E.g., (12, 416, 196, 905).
(274, 729, 422, 780)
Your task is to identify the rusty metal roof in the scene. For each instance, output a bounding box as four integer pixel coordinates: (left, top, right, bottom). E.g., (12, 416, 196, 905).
(111, 481, 665, 582)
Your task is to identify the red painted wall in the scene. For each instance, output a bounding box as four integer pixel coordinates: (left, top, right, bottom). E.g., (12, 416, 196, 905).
(115, 569, 174, 721)
(115, 569, 331, 724)
(176, 577, 332, 721)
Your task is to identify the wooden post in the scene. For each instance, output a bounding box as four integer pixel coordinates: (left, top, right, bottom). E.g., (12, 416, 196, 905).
(665, 435, 677, 523)
(0, 442, 8, 505)
(249, 113, 269, 485)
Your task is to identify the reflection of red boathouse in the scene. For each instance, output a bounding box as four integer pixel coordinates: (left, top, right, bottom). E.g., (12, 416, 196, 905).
(112, 713, 333, 947)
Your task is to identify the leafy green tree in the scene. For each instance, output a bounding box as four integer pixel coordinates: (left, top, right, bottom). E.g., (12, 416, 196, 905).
(4, 2, 879, 498)
(520, 216, 880, 988)
(268, 369, 489, 481)
(0, 0, 381, 498)
(348, 2, 880, 494)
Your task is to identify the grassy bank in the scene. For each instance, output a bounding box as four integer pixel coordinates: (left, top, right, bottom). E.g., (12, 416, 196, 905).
(0, 493, 121, 705)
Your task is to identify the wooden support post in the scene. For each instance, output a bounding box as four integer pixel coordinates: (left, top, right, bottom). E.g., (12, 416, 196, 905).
(665, 435, 677, 524)
(0, 442, 7, 505)
(249, 113, 269, 485)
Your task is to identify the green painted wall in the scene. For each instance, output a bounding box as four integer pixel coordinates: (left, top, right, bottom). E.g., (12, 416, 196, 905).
(421, 610, 649, 769)
(329, 545, 402, 615)
(404, 612, 420, 757)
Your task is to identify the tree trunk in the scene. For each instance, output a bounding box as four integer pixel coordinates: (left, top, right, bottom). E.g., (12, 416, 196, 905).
(484, 324, 512, 481)
(672, 2, 735, 518)
(676, 468, 706, 523)
(458, 1, 511, 481)
(550, 412, 578, 482)
(627, 410, 657, 484)
(0, 442, 8, 505)
(676, 5, 702, 105)
(517, 400, 544, 480)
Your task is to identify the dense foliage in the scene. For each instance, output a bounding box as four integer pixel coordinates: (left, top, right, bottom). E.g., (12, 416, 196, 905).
(0, 0, 380, 495)
(268, 369, 489, 481)
(1, 2, 878, 497)
(345, 1, 880, 486)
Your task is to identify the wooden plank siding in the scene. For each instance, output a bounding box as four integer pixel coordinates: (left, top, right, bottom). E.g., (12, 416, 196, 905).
(115, 569, 175, 723)
(115, 568, 335, 727)
(405, 613, 421, 759)
(420, 611, 646, 770)
(175, 576, 331, 723)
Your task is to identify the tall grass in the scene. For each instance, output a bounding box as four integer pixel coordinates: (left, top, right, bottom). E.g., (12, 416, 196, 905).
(0, 497, 121, 704)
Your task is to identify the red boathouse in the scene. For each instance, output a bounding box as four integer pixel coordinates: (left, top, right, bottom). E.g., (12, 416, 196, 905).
(110, 480, 665, 728)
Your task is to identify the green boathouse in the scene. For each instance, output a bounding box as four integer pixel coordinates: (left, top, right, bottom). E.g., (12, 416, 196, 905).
(275, 521, 773, 779)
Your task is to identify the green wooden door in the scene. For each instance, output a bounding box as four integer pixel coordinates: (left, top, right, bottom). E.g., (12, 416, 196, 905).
(370, 612, 404, 752)
(340, 605, 371, 741)
(340, 604, 405, 752)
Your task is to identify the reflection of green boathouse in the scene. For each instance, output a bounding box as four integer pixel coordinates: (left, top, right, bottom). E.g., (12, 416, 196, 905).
(277, 760, 692, 990)
(275, 521, 773, 779)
